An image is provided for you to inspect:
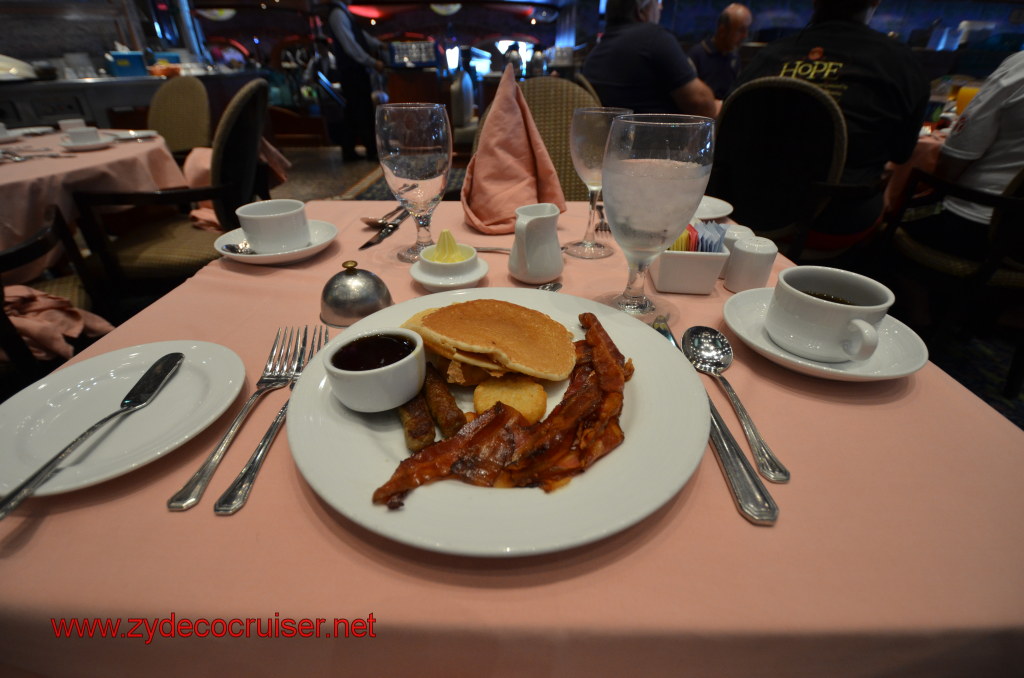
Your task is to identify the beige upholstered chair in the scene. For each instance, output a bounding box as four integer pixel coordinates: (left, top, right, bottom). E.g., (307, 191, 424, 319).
(147, 76, 211, 159)
(74, 79, 269, 309)
(518, 77, 600, 202)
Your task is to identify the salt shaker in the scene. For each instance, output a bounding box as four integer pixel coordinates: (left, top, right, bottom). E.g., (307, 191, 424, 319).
(719, 224, 755, 279)
(724, 236, 777, 292)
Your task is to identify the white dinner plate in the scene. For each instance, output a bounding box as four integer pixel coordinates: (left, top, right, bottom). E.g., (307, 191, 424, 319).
(0, 341, 245, 496)
(410, 257, 489, 292)
(288, 288, 710, 557)
(695, 195, 734, 221)
(107, 129, 158, 141)
(723, 288, 929, 381)
(59, 133, 117, 151)
(215, 220, 338, 265)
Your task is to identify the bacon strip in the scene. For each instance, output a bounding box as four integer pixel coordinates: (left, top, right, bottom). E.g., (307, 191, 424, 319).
(372, 313, 633, 508)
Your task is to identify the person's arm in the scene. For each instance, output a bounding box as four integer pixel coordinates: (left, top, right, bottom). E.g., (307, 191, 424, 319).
(670, 78, 718, 118)
(329, 8, 382, 71)
(934, 151, 974, 183)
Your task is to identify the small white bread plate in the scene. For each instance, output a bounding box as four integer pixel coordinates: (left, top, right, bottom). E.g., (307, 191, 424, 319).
(410, 257, 489, 292)
(0, 341, 245, 496)
(288, 287, 710, 557)
(723, 288, 928, 381)
(59, 133, 117, 151)
(215, 220, 337, 265)
(695, 195, 734, 221)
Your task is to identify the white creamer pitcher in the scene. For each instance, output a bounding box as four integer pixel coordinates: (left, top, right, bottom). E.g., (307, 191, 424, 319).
(509, 203, 563, 284)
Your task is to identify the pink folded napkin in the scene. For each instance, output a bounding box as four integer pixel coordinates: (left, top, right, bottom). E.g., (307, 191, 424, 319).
(1, 285, 114, 361)
(461, 65, 566, 234)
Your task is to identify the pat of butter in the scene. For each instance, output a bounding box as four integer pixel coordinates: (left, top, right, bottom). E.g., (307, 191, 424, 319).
(430, 229, 469, 263)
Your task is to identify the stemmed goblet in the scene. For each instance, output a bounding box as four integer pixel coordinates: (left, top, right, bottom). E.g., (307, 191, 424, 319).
(375, 103, 453, 263)
(599, 114, 714, 319)
(565, 107, 632, 259)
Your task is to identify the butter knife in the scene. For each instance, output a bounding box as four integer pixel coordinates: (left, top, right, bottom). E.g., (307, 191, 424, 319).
(0, 352, 185, 520)
(359, 210, 409, 250)
(651, 317, 778, 525)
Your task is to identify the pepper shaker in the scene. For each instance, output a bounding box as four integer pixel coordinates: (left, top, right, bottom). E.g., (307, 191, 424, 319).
(724, 237, 777, 292)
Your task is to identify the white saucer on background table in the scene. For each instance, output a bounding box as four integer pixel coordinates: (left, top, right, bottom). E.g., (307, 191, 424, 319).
(410, 257, 489, 292)
(14, 126, 56, 136)
(0, 133, 23, 145)
(0, 341, 245, 496)
(215, 220, 337, 265)
(695, 195, 734, 221)
(59, 132, 117, 152)
(723, 287, 928, 382)
(107, 129, 159, 141)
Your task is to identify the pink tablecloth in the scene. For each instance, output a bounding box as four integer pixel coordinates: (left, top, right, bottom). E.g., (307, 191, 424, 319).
(0, 131, 186, 282)
(0, 201, 1021, 677)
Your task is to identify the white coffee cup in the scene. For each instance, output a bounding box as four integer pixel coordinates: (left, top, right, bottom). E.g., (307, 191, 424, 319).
(58, 118, 86, 131)
(66, 126, 102, 144)
(764, 266, 895, 363)
(324, 327, 426, 413)
(234, 199, 312, 253)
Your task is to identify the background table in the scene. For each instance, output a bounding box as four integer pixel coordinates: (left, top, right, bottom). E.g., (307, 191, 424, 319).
(0, 131, 185, 282)
(0, 201, 1021, 677)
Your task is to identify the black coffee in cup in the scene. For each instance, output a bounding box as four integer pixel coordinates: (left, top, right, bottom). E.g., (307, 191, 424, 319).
(800, 290, 854, 305)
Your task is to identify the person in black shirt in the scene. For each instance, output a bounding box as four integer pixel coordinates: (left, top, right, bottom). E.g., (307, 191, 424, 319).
(733, 0, 929, 247)
(688, 4, 752, 100)
(582, 0, 718, 117)
(321, 0, 387, 162)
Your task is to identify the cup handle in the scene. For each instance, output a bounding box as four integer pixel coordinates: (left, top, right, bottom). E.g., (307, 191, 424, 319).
(844, 319, 878, 360)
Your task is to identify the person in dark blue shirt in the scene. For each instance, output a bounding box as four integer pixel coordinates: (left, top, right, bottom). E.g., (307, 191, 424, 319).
(583, 0, 718, 117)
(688, 4, 752, 100)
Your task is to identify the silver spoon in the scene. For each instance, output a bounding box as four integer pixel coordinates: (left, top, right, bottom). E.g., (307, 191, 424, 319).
(360, 205, 405, 227)
(537, 282, 562, 292)
(222, 241, 255, 255)
(681, 325, 790, 483)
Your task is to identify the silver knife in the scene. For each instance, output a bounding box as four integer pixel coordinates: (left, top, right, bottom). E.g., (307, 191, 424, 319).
(650, 317, 778, 525)
(359, 210, 409, 250)
(0, 352, 185, 520)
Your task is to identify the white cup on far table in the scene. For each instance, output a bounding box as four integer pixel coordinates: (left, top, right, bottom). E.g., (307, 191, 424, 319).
(58, 118, 86, 132)
(65, 126, 102, 145)
(235, 199, 312, 253)
(764, 265, 895, 363)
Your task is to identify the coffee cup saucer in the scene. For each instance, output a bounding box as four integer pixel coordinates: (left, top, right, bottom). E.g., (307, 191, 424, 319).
(215, 220, 337, 265)
(410, 257, 488, 293)
(723, 288, 928, 381)
(60, 133, 117, 151)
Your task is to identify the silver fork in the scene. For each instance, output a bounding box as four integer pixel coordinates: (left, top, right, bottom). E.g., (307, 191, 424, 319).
(213, 325, 329, 515)
(167, 327, 304, 511)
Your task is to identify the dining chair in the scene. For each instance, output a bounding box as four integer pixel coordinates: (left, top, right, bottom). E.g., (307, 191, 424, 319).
(881, 166, 1024, 397)
(147, 75, 211, 162)
(517, 76, 600, 202)
(707, 76, 858, 261)
(73, 79, 269, 308)
(0, 208, 108, 396)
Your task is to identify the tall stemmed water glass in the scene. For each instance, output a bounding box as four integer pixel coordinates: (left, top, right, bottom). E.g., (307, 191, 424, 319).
(375, 103, 452, 263)
(565, 107, 632, 259)
(599, 114, 714, 319)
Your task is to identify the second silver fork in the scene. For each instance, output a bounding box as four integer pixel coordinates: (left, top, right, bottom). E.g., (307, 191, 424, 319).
(213, 325, 329, 515)
(167, 327, 304, 511)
